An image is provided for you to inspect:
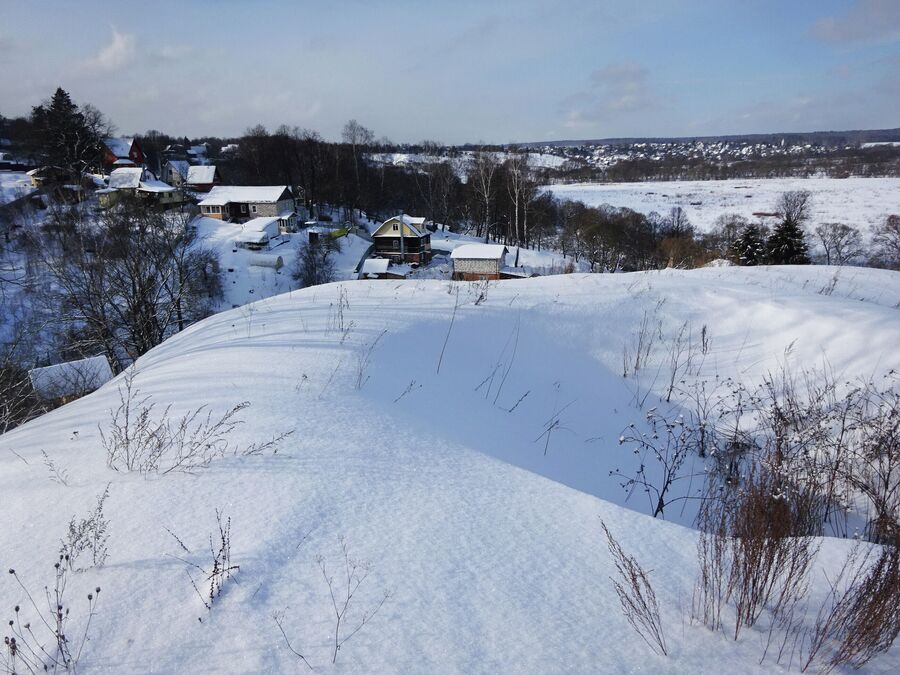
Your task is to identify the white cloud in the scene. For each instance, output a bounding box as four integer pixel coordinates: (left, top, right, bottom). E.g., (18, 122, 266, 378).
(560, 63, 660, 130)
(82, 28, 136, 71)
(813, 0, 900, 44)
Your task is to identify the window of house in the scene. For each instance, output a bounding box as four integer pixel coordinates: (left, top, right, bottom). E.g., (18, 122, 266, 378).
(392, 224, 399, 231)
(241, 204, 248, 213)
(251, 204, 257, 213)
(392, 240, 400, 249)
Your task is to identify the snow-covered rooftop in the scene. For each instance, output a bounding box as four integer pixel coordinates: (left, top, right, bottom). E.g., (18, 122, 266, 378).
(450, 244, 508, 260)
(360, 258, 390, 275)
(28, 355, 113, 400)
(186, 165, 217, 184)
(104, 137, 134, 158)
(108, 167, 144, 189)
(198, 185, 290, 206)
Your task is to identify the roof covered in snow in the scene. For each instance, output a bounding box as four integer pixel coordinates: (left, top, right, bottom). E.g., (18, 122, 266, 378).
(450, 244, 508, 260)
(166, 160, 190, 177)
(186, 165, 218, 184)
(360, 258, 390, 275)
(198, 185, 291, 206)
(108, 167, 144, 189)
(373, 214, 429, 238)
(104, 137, 134, 158)
(28, 355, 113, 400)
(138, 178, 176, 193)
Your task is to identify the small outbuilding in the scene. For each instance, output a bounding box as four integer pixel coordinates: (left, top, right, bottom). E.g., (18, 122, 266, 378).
(358, 258, 407, 280)
(28, 355, 114, 403)
(450, 244, 509, 280)
(235, 216, 281, 250)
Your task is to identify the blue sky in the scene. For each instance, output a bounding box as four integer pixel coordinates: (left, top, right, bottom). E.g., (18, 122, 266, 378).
(1, 0, 897, 143)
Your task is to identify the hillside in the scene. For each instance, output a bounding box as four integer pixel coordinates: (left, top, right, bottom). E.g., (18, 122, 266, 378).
(1, 267, 899, 672)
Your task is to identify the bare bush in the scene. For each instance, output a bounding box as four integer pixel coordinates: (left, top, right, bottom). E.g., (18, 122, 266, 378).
(613, 409, 704, 518)
(316, 536, 391, 664)
(60, 485, 110, 572)
(601, 521, 668, 656)
(100, 369, 287, 474)
(167, 510, 239, 615)
(354, 330, 386, 390)
(2, 561, 101, 674)
(801, 536, 900, 671)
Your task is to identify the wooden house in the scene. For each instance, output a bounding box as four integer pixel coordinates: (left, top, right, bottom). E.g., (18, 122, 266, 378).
(450, 244, 508, 280)
(101, 137, 144, 172)
(372, 214, 432, 264)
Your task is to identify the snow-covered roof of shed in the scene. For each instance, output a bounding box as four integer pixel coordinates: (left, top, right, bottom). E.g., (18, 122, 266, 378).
(241, 216, 280, 233)
(450, 244, 508, 260)
(138, 178, 175, 193)
(360, 258, 390, 274)
(104, 137, 134, 158)
(198, 185, 290, 206)
(108, 167, 144, 189)
(186, 165, 217, 184)
(28, 356, 113, 400)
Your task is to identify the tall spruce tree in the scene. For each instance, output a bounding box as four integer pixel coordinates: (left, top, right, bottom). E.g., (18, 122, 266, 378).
(730, 224, 766, 266)
(766, 220, 810, 264)
(29, 87, 105, 176)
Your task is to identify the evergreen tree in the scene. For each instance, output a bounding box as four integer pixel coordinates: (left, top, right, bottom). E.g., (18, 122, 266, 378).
(730, 224, 766, 266)
(766, 220, 810, 265)
(29, 87, 107, 175)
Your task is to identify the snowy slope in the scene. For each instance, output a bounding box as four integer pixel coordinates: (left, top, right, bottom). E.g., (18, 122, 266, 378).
(543, 177, 900, 238)
(1, 267, 899, 673)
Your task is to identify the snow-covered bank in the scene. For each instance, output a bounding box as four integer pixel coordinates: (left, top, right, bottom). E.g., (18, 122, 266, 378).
(1, 267, 898, 672)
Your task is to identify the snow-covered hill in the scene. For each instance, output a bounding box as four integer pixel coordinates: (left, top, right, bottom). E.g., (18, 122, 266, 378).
(1, 266, 899, 672)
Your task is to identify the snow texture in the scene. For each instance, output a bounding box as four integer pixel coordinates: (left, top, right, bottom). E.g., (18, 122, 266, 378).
(1, 266, 898, 673)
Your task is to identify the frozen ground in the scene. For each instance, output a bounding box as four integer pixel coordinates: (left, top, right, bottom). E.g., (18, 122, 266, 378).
(0, 170, 32, 205)
(0, 266, 899, 672)
(543, 177, 900, 238)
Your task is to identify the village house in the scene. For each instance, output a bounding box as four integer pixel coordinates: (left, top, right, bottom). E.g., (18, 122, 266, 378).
(371, 214, 432, 263)
(197, 185, 298, 232)
(162, 159, 190, 186)
(450, 244, 509, 280)
(97, 167, 183, 208)
(101, 137, 144, 172)
(185, 165, 222, 192)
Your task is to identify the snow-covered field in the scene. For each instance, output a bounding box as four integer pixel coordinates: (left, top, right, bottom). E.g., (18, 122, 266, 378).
(0, 170, 32, 205)
(543, 177, 900, 237)
(1, 266, 898, 672)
